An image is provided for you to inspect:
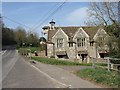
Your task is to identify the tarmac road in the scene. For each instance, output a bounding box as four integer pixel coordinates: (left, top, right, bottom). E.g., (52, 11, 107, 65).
(2, 47, 101, 88)
(2, 49, 60, 88)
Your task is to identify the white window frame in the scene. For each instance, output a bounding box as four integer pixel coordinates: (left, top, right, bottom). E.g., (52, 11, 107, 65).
(77, 38, 86, 47)
(57, 38, 63, 48)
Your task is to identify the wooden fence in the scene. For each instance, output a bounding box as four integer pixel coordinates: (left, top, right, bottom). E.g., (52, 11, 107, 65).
(89, 56, 120, 71)
(107, 58, 120, 72)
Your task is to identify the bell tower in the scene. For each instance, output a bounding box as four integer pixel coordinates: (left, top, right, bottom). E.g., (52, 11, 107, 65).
(49, 19, 55, 30)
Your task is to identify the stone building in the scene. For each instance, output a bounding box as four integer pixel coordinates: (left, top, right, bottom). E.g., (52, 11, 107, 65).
(42, 20, 109, 63)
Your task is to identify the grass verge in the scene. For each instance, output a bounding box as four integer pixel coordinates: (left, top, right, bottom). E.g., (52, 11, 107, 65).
(32, 57, 107, 66)
(76, 67, 120, 88)
(32, 57, 92, 66)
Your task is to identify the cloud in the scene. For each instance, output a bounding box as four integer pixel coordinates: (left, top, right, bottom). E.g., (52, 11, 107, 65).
(66, 7, 88, 26)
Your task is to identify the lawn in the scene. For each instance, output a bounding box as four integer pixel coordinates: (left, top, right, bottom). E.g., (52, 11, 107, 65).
(32, 57, 107, 66)
(76, 68, 120, 88)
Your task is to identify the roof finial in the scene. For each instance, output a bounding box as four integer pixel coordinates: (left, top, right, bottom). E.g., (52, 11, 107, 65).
(49, 19, 55, 24)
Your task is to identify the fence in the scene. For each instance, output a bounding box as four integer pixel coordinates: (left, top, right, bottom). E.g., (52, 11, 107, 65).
(89, 56, 120, 71)
(107, 58, 120, 71)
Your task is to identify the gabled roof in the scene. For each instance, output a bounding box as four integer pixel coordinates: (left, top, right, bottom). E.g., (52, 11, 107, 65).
(48, 26, 99, 41)
(61, 27, 79, 37)
(82, 26, 99, 38)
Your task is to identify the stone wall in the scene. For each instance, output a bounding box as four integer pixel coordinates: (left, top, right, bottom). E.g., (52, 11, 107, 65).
(67, 43, 76, 60)
(47, 44, 54, 57)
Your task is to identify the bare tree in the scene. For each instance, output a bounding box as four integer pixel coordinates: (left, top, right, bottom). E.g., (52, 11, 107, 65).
(86, 2, 118, 26)
(86, 2, 120, 58)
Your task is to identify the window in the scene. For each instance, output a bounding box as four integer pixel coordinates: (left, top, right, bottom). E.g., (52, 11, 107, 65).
(57, 38, 63, 48)
(98, 37, 104, 47)
(77, 38, 85, 47)
(90, 42, 94, 46)
(77, 38, 81, 47)
(69, 43, 73, 47)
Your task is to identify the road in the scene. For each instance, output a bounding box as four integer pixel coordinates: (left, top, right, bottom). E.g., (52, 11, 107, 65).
(2, 49, 59, 88)
(2, 48, 101, 88)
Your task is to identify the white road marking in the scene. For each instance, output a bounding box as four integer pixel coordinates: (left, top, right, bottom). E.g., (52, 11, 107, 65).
(30, 64, 69, 88)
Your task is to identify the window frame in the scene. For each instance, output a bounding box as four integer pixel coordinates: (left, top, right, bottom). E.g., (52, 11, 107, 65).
(77, 38, 86, 47)
(69, 42, 73, 47)
(57, 38, 63, 48)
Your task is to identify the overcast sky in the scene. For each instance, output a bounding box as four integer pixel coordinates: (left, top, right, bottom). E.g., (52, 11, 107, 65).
(2, 2, 90, 36)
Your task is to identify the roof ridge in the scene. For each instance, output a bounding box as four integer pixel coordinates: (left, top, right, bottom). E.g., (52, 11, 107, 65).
(43, 25, 99, 27)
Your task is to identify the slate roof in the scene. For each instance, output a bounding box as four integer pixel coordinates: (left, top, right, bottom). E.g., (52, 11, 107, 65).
(48, 26, 99, 41)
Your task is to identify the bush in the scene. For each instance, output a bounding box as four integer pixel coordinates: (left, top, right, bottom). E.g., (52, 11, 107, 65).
(18, 48, 29, 55)
(16, 45, 20, 49)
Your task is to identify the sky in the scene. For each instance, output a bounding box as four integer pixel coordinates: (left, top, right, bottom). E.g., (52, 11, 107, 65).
(2, 2, 90, 37)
